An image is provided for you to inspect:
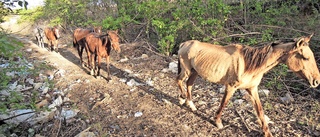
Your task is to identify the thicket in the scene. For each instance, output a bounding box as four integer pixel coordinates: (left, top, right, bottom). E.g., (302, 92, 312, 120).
(36, 0, 320, 54)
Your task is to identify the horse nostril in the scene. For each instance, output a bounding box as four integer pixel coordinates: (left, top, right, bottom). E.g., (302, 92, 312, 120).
(314, 80, 319, 86)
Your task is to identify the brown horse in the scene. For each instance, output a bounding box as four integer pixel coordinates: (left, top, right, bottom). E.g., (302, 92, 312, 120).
(44, 27, 60, 52)
(176, 34, 319, 137)
(73, 27, 102, 67)
(84, 30, 121, 79)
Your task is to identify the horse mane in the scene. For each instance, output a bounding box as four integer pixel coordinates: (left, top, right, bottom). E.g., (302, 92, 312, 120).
(99, 34, 111, 48)
(242, 44, 274, 72)
(52, 28, 59, 39)
(242, 38, 297, 72)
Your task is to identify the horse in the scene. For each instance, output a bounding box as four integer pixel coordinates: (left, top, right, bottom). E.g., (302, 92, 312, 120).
(44, 27, 60, 52)
(84, 30, 121, 80)
(73, 26, 102, 67)
(33, 27, 44, 48)
(176, 34, 320, 137)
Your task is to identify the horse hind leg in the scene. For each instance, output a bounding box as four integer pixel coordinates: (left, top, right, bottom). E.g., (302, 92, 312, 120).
(176, 58, 192, 105)
(185, 70, 198, 111)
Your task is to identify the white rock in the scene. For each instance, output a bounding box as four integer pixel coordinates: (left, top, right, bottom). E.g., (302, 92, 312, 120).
(234, 99, 244, 105)
(168, 62, 178, 73)
(9, 81, 18, 90)
(0, 109, 35, 125)
(198, 100, 207, 105)
(61, 108, 80, 120)
(119, 57, 129, 62)
(6, 71, 15, 77)
(218, 86, 225, 94)
(124, 69, 133, 74)
(126, 79, 144, 87)
(140, 54, 148, 59)
(280, 93, 294, 104)
(48, 95, 63, 109)
(146, 78, 153, 86)
(26, 78, 34, 84)
(0, 89, 10, 96)
(42, 87, 49, 94)
(119, 78, 127, 83)
(134, 112, 143, 117)
(27, 108, 56, 125)
(259, 89, 270, 97)
(0, 63, 9, 68)
(264, 114, 274, 124)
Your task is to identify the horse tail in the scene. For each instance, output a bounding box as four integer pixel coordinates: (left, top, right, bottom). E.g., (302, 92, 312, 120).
(177, 42, 185, 75)
(73, 37, 77, 48)
(178, 58, 181, 75)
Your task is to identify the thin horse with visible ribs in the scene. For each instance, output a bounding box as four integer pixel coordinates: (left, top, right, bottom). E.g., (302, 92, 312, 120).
(73, 26, 102, 67)
(44, 27, 60, 52)
(84, 30, 121, 80)
(176, 34, 320, 137)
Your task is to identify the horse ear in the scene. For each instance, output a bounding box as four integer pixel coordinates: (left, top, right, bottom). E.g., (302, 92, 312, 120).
(304, 33, 313, 43)
(296, 34, 313, 48)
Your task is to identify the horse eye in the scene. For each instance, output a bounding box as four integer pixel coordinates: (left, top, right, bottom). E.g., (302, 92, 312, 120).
(302, 55, 309, 60)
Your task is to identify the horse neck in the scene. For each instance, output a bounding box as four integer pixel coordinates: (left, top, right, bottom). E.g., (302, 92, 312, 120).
(259, 44, 293, 73)
(243, 44, 287, 75)
(52, 28, 58, 39)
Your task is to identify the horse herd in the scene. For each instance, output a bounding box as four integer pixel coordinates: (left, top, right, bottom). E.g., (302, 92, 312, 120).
(34, 26, 121, 80)
(33, 27, 319, 137)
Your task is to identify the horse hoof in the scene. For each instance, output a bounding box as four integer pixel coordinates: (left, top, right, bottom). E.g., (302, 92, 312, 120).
(106, 77, 112, 81)
(215, 122, 224, 129)
(90, 71, 95, 76)
(186, 100, 197, 111)
(178, 97, 186, 105)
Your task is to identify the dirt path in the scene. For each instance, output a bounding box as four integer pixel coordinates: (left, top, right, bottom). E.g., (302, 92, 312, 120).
(2, 16, 319, 137)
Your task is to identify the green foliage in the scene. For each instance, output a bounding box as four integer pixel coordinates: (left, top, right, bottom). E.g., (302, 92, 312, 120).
(0, 2, 12, 23)
(0, 31, 23, 61)
(265, 64, 288, 90)
(18, 7, 44, 23)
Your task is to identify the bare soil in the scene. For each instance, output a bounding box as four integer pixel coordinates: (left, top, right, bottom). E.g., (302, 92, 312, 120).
(2, 16, 320, 137)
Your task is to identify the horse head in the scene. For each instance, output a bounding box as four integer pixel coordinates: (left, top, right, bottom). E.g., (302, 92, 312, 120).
(53, 27, 60, 39)
(285, 34, 320, 88)
(107, 30, 121, 53)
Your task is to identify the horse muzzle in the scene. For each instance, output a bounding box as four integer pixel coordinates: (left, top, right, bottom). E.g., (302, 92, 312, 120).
(310, 79, 319, 88)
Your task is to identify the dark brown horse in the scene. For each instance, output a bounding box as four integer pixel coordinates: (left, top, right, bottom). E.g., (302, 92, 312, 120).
(84, 30, 121, 79)
(176, 34, 320, 137)
(44, 27, 60, 52)
(73, 27, 102, 67)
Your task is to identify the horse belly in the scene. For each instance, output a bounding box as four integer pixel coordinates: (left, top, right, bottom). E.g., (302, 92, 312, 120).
(194, 62, 231, 84)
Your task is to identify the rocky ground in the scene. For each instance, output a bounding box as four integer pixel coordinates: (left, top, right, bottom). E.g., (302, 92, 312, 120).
(0, 15, 319, 137)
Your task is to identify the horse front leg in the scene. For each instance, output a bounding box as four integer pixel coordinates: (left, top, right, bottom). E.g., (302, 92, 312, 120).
(105, 56, 111, 80)
(247, 87, 273, 137)
(185, 71, 198, 111)
(54, 40, 58, 52)
(214, 85, 236, 129)
(90, 53, 95, 76)
(96, 55, 102, 79)
(40, 37, 44, 48)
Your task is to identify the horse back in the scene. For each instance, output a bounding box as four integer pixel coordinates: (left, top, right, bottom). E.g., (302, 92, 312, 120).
(74, 28, 93, 41)
(44, 28, 57, 41)
(179, 40, 244, 84)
